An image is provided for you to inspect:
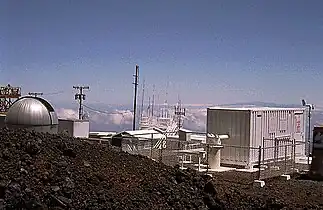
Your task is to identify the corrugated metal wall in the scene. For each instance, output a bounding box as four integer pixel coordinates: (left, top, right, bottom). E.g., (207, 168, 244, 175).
(207, 108, 306, 168)
(207, 108, 250, 167)
(250, 109, 305, 164)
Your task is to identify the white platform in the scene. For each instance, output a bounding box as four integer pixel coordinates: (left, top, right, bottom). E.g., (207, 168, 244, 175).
(236, 168, 264, 173)
(199, 167, 235, 172)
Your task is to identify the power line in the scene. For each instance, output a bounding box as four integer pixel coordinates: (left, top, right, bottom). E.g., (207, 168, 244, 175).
(43, 90, 65, 95)
(82, 104, 127, 117)
(28, 92, 43, 97)
(82, 104, 127, 125)
(73, 85, 89, 120)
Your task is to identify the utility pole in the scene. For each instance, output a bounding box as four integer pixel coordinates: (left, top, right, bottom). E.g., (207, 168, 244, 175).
(132, 65, 139, 130)
(28, 92, 43, 97)
(73, 85, 89, 120)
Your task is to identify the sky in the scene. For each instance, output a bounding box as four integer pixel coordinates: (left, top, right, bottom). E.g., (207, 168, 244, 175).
(1, 0, 323, 107)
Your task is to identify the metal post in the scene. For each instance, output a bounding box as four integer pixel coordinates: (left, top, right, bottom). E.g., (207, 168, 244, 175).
(293, 139, 296, 171)
(206, 144, 210, 174)
(274, 138, 278, 167)
(262, 137, 265, 162)
(150, 133, 153, 159)
(290, 143, 293, 171)
(198, 153, 201, 172)
(284, 145, 287, 174)
(132, 65, 139, 130)
(307, 106, 311, 167)
(159, 140, 163, 163)
(258, 146, 262, 180)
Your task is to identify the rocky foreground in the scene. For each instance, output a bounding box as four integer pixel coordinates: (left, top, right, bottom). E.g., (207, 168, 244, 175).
(0, 128, 220, 210)
(1, 128, 323, 210)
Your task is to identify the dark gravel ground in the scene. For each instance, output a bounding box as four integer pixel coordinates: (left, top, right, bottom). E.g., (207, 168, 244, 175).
(1, 128, 323, 210)
(212, 171, 323, 210)
(0, 128, 219, 210)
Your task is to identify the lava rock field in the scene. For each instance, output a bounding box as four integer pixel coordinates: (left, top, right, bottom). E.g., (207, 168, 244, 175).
(0, 128, 220, 210)
(1, 128, 323, 210)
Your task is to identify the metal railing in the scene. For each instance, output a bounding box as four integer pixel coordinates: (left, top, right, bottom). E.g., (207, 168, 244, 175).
(88, 134, 310, 183)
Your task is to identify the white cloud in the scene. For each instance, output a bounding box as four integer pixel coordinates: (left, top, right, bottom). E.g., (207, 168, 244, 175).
(56, 108, 79, 119)
(183, 108, 207, 132)
(56, 106, 208, 132)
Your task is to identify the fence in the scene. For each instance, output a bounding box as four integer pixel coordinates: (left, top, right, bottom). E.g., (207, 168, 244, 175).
(259, 138, 308, 180)
(109, 135, 309, 183)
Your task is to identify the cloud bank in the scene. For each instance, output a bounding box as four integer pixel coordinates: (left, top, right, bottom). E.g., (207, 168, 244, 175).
(56, 106, 207, 132)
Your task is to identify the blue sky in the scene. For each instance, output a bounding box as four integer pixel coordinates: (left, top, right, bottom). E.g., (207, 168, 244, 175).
(1, 0, 323, 106)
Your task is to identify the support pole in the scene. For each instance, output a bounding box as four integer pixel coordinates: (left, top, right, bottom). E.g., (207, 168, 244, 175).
(73, 86, 89, 120)
(258, 146, 262, 180)
(133, 65, 139, 130)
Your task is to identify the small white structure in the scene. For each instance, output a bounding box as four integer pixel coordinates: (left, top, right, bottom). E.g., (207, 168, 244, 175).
(207, 107, 306, 168)
(58, 119, 90, 138)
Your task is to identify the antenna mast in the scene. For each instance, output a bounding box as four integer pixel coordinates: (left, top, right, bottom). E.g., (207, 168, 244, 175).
(174, 99, 185, 130)
(147, 96, 151, 117)
(140, 79, 145, 121)
(132, 65, 139, 130)
(152, 84, 155, 117)
(73, 85, 89, 120)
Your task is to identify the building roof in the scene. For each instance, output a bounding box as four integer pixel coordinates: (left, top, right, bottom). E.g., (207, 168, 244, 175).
(208, 106, 306, 112)
(113, 129, 166, 140)
(5, 96, 58, 126)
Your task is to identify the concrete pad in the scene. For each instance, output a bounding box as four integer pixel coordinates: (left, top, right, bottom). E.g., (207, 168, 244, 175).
(254, 180, 265, 188)
(280, 174, 291, 180)
(236, 168, 264, 173)
(208, 167, 236, 172)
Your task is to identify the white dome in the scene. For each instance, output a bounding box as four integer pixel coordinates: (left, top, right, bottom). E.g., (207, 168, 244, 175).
(5, 96, 58, 126)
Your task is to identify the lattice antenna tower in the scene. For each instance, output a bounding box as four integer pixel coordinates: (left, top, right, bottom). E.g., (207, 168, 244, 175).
(174, 97, 186, 130)
(0, 84, 21, 113)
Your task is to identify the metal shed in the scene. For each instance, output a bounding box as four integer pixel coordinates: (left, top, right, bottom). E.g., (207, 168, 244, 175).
(207, 107, 306, 168)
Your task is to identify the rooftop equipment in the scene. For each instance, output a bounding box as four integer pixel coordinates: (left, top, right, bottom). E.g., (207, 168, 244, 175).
(0, 84, 21, 113)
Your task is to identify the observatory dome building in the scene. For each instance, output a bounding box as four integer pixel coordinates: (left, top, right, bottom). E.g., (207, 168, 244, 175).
(5, 96, 58, 134)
